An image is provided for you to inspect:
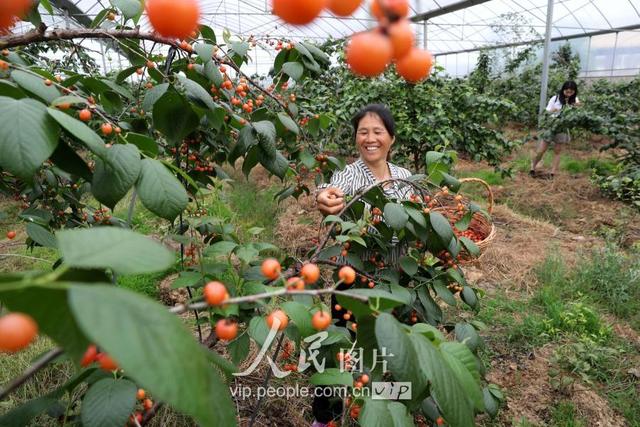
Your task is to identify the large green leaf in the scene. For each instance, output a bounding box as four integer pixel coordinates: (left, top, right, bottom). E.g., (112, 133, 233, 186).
(308, 368, 353, 386)
(57, 227, 174, 275)
(49, 140, 93, 180)
(26, 223, 57, 248)
(258, 147, 289, 179)
(440, 342, 484, 411)
(281, 301, 314, 337)
(91, 144, 141, 209)
(0, 97, 59, 180)
(0, 397, 61, 427)
(152, 89, 199, 144)
(277, 112, 299, 135)
(375, 313, 427, 406)
(179, 75, 216, 110)
(111, 0, 142, 19)
(248, 316, 271, 348)
(0, 286, 90, 361)
(69, 285, 236, 427)
(135, 158, 188, 221)
(47, 107, 106, 156)
(360, 400, 414, 427)
(429, 211, 454, 246)
(142, 82, 169, 112)
(409, 332, 475, 427)
(11, 70, 60, 103)
(122, 132, 158, 157)
(80, 378, 137, 427)
(194, 43, 214, 62)
(282, 62, 304, 81)
(383, 203, 409, 231)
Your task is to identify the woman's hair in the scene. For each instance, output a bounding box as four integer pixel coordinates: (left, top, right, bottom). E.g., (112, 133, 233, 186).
(351, 104, 396, 137)
(558, 80, 578, 105)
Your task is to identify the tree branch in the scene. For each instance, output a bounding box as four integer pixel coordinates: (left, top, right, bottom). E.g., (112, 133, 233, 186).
(168, 287, 369, 315)
(0, 347, 64, 400)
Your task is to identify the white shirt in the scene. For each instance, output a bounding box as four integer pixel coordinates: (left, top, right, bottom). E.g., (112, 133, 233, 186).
(546, 95, 580, 115)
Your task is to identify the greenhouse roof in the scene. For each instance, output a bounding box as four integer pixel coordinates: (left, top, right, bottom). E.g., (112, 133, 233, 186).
(8, 0, 640, 76)
(14, 0, 639, 52)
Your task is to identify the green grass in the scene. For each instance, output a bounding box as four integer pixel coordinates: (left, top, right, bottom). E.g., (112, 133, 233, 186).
(117, 271, 174, 298)
(511, 151, 617, 176)
(549, 401, 587, 427)
(224, 177, 282, 244)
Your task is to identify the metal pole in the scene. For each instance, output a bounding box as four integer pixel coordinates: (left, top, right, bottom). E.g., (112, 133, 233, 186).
(538, 0, 555, 119)
(610, 32, 619, 78)
(423, 20, 428, 50)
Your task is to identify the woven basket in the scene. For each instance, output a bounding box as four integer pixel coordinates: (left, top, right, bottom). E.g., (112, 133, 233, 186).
(434, 177, 496, 261)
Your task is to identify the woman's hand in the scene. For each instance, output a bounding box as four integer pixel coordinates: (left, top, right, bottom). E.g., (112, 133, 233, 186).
(316, 187, 345, 216)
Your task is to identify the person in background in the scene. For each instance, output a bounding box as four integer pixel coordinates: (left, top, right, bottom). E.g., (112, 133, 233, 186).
(530, 80, 580, 178)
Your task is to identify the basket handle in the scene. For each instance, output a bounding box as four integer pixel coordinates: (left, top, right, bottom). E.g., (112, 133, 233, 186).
(459, 177, 494, 214)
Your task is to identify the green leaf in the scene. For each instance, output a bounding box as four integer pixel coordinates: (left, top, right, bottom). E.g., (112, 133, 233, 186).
(405, 207, 427, 228)
(40, 0, 54, 14)
(0, 397, 61, 427)
(461, 286, 478, 309)
(361, 400, 414, 427)
(91, 144, 141, 209)
(399, 256, 418, 276)
(253, 120, 276, 145)
(441, 172, 461, 192)
(227, 332, 250, 365)
(409, 332, 475, 427)
(203, 241, 238, 257)
(433, 281, 456, 306)
(122, 132, 158, 157)
(229, 41, 250, 58)
(57, 227, 174, 275)
(0, 98, 59, 180)
(90, 9, 110, 28)
(309, 368, 353, 386)
(383, 203, 409, 231)
(459, 237, 480, 257)
(483, 388, 499, 417)
(194, 43, 214, 62)
(248, 316, 271, 348)
(111, 0, 142, 19)
(50, 141, 92, 181)
(69, 285, 236, 427)
(204, 61, 223, 86)
(81, 378, 137, 427)
(51, 95, 86, 108)
(11, 70, 59, 103)
(0, 80, 26, 99)
(142, 82, 169, 112)
(375, 313, 427, 405)
(26, 223, 57, 248)
(429, 211, 454, 246)
(47, 107, 106, 156)
(179, 75, 216, 110)
(171, 271, 202, 289)
(440, 342, 484, 411)
(258, 148, 289, 179)
(282, 62, 304, 81)
(152, 89, 199, 144)
(277, 112, 299, 135)
(455, 322, 482, 352)
(136, 158, 188, 221)
(281, 301, 314, 337)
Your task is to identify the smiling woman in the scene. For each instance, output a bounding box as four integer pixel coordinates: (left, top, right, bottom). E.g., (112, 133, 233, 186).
(315, 103, 413, 217)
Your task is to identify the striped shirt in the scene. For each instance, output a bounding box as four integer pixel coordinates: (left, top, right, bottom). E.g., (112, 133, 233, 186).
(317, 158, 414, 266)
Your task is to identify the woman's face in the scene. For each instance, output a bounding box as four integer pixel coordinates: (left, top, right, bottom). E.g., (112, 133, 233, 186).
(563, 87, 575, 97)
(356, 113, 394, 165)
